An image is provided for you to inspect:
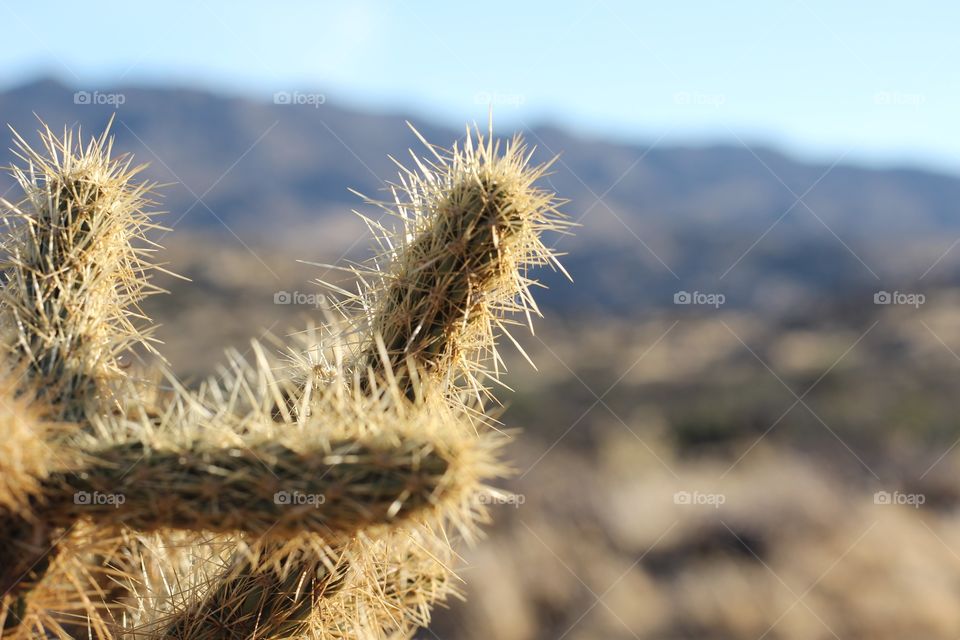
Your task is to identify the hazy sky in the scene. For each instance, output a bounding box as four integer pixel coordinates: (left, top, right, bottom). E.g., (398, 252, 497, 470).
(1, 1, 956, 170)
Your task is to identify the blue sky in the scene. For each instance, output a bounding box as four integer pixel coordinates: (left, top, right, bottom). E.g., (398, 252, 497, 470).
(1, 1, 957, 171)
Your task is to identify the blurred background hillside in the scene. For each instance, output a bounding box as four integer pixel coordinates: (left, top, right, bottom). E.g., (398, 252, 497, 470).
(4, 2, 960, 637)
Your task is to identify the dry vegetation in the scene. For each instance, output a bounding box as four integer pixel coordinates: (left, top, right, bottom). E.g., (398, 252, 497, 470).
(139, 241, 960, 639)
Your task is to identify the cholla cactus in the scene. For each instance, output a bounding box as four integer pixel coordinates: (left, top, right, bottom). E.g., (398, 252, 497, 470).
(0, 119, 163, 422)
(347, 125, 567, 396)
(0, 121, 164, 633)
(0, 118, 569, 639)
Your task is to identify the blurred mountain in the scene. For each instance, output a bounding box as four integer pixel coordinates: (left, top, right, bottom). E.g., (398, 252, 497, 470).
(2, 76, 959, 318)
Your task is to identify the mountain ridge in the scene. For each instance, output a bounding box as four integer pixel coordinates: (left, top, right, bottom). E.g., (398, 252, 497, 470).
(1, 76, 958, 317)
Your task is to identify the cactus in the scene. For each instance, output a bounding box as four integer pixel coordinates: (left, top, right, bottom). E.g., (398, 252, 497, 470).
(0, 120, 165, 634)
(0, 118, 163, 422)
(0, 119, 569, 639)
